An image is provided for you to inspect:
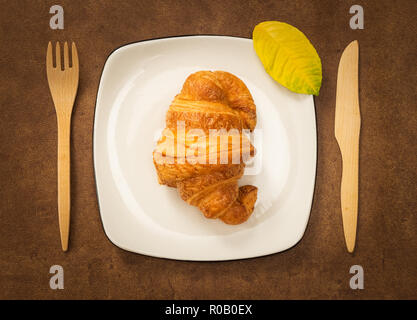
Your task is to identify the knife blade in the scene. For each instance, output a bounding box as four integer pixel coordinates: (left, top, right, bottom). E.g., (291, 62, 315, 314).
(335, 40, 361, 253)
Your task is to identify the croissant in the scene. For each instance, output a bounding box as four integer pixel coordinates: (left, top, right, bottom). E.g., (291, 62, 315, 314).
(153, 71, 258, 224)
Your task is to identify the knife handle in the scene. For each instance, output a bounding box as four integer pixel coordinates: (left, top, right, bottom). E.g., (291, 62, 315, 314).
(339, 137, 359, 253)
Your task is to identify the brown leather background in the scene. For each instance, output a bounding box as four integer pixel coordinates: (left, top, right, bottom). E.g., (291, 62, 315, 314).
(1, 0, 416, 299)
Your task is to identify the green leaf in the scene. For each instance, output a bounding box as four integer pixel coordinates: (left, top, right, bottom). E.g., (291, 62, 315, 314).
(253, 21, 322, 96)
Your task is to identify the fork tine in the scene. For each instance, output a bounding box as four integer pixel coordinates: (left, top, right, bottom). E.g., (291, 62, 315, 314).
(63, 42, 70, 69)
(55, 42, 61, 70)
(71, 42, 79, 70)
(46, 41, 53, 70)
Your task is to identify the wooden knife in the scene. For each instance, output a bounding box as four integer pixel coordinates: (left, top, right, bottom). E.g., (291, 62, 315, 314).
(335, 40, 361, 253)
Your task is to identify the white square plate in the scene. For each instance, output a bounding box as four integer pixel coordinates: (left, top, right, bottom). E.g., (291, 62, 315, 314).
(94, 36, 316, 261)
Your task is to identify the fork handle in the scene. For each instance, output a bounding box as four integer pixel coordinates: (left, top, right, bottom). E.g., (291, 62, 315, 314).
(57, 114, 71, 251)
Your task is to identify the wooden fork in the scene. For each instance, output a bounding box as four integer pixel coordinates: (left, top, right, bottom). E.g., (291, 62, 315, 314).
(46, 41, 79, 251)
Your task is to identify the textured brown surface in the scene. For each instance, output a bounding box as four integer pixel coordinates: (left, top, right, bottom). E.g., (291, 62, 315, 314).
(0, 0, 416, 299)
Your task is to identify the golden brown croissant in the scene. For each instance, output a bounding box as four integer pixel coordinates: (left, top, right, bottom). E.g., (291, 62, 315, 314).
(153, 71, 258, 224)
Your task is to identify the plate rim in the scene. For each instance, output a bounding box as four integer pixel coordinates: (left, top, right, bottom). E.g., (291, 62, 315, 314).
(93, 35, 318, 261)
